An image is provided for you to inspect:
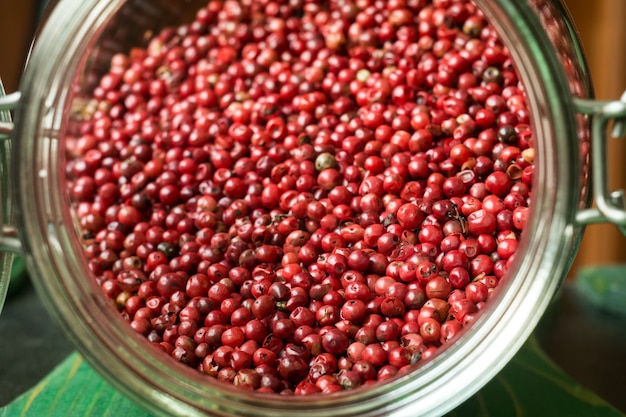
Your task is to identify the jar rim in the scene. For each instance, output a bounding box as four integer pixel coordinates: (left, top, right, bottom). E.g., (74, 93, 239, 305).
(11, 0, 591, 415)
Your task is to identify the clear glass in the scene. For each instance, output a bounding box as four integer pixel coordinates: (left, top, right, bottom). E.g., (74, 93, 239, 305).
(11, 0, 591, 416)
(0, 80, 15, 314)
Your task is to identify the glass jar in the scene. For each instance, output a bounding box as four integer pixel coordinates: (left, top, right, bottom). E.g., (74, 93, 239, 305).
(0, 0, 625, 416)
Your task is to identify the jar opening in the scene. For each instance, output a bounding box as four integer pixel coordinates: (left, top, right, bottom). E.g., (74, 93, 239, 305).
(13, 0, 590, 415)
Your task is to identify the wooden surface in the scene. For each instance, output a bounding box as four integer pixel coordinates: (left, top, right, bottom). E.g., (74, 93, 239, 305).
(0, 0, 38, 94)
(565, 0, 626, 273)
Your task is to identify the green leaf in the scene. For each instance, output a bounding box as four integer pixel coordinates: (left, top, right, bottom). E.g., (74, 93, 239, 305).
(576, 265, 626, 317)
(8, 256, 27, 296)
(448, 336, 624, 417)
(0, 354, 150, 417)
(1, 337, 623, 417)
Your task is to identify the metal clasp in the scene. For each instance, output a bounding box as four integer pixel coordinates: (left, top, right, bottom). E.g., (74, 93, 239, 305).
(0, 91, 21, 140)
(575, 92, 626, 235)
(0, 81, 22, 253)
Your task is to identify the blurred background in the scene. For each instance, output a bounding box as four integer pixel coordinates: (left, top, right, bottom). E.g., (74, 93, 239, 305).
(3, 0, 623, 274)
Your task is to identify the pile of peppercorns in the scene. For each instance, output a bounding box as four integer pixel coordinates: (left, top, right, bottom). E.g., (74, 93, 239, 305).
(66, 0, 532, 395)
